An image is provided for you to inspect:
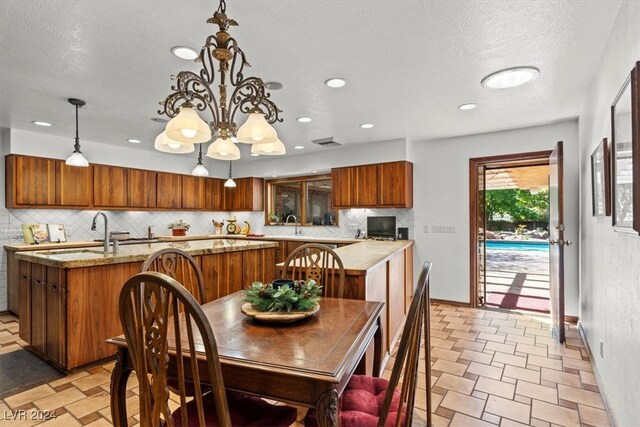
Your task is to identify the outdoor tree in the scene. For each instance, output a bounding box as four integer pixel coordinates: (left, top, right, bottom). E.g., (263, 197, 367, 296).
(485, 189, 549, 223)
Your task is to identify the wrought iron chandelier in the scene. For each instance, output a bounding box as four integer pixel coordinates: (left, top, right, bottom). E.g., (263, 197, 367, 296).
(156, 0, 284, 161)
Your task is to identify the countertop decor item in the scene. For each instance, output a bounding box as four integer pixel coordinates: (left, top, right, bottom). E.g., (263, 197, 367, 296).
(226, 217, 238, 234)
(168, 219, 190, 236)
(47, 224, 67, 243)
(240, 221, 250, 235)
(156, 0, 285, 160)
(212, 220, 224, 235)
(243, 280, 322, 314)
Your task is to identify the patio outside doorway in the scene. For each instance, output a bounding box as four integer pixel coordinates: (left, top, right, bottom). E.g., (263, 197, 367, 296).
(469, 151, 552, 315)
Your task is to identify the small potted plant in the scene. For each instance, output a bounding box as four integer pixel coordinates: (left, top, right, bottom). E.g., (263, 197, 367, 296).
(268, 212, 280, 225)
(168, 219, 190, 236)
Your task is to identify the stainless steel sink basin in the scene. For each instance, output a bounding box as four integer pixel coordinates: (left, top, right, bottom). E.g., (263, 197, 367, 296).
(93, 238, 161, 245)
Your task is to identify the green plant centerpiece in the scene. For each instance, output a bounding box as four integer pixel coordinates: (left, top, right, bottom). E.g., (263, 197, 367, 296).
(245, 280, 322, 312)
(168, 219, 191, 231)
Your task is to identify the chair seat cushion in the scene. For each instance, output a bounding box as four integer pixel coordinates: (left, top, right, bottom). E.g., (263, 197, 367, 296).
(305, 375, 405, 427)
(173, 389, 297, 426)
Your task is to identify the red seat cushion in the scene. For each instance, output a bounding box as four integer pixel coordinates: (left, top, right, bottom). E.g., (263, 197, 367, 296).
(305, 375, 405, 427)
(173, 389, 297, 426)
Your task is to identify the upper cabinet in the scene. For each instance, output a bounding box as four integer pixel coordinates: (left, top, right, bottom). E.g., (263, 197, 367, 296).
(331, 161, 413, 209)
(182, 175, 206, 210)
(156, 172, 182, 209)
(93, 165, 127, 208)
(57, 162, 91, 207)
(224, 178, 264, 211)
(126, 169, 157, 209)
(205, 177, 225, 211)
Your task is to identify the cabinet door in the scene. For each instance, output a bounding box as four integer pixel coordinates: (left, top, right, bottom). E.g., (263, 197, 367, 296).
(18, 262, 31, 342)
(127, 169, 157, 208)
(243, 248, 275, 287)
(10, 156, 57, 206)
(354, 164, 379, 207)
(378, 161, 413, 208)
(157, 172, 182, 209)
(200, 252, 243, 302)
(30, 265, 47, 353)
(56, 162, 91, 207)
(223, 178, 244, 211)
(205, 178, 225, 211)
(93, 164, 127, 207)
(331, 168, 353, 208)
(45, 267, 66, 366)
(182, 176, 206, 210)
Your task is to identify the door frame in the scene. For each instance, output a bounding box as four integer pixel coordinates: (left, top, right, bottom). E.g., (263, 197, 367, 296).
(468, 150, 552, 308)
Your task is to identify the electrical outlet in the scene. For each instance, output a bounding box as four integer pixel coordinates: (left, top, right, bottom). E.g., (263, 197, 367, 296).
(599, 340, 604, 358)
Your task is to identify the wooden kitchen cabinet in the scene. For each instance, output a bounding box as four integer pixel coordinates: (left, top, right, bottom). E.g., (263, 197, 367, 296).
(243, 248, 276, 286)
(6, 155, 57, 207)
(45, 267, 66, 366)
(200, 252, 243, 302)
(224, 177, 264, 211)
(30, 264, 47, 354)
(18, 261, 30, 342)
(330, 161, 413, 208)
(156, 172, 182, 209)
(56, 162, 91, 207)
(93, 164, 127, 207)
(126, 168, 156, 208)
(182, 175, 206, 210)
(331, 167, 353, 208)
(205, 177, 225, 211)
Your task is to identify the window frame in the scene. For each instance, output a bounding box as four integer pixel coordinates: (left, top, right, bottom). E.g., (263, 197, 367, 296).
(265, 174, 338, 226)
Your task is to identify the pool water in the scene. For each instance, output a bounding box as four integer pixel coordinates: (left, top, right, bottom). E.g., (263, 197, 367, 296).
(486, 240, 549, 252)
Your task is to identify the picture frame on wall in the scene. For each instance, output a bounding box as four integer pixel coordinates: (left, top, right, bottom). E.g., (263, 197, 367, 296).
(610, 61, 640, 233)
(591, 138, 611, 217)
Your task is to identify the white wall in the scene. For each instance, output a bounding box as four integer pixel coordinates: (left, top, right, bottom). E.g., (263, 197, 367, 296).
(409, 120, 580, 315)
(578, 2, 640, 425)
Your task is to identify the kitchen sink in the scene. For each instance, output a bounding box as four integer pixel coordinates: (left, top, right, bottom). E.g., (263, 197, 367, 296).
(93, 238, 161, 245)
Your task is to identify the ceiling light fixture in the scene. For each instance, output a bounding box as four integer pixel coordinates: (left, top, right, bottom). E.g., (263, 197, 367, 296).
(171, 46, 199, 60)
(192, 144, 210, 176)
(127, 138, 141, 143)
(294, 145, 304, 150)
(325, 78, 346, 88)
(481, 66, 540, 89)
(33, 121, 52, 127)
(251, 139, 286, 156)
(224, 161, 236, 188)
(154, 132, 195, 153)
(359, 123, 374, 129)
(157, 0, 284, 160)
(458, 103, 477, 110)
(297, 117, 312, 123)
(250, 153, 259, 157)
(65, 98, 89, 167)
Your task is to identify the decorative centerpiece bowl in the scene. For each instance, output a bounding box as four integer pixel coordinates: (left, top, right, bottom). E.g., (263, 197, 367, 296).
(242, 280, 322, 323)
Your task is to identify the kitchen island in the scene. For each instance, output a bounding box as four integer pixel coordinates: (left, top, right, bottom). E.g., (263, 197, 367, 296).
(15, 239, 277, 370)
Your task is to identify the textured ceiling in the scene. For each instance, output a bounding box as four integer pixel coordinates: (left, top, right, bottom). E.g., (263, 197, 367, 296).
(0, 0, 621, 162)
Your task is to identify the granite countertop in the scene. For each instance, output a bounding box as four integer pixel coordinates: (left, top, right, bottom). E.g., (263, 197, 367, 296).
(333, 240, 414, 274)
(157, 234, 363, 244)
(14, 239, 278, 268)
(4, 240, 102, 251)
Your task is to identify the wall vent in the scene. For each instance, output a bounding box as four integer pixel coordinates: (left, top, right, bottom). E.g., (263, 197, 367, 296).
(311, 137, 342, 147)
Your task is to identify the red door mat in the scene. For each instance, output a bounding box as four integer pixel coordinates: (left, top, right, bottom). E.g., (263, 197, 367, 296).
(485, 291, 550, 314)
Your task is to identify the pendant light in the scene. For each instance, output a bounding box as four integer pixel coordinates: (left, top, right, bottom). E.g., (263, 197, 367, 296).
(192, 144, 209, 176)
(250, 138, 286, 156)
(154, 132, 195, 153)
(206, 135, 240, 160)
(65, 98, 89, 167)
(224, 161, 236, 188)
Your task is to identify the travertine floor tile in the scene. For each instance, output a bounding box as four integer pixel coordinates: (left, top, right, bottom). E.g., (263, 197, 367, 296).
(516, 380, 558, 404)
(557, 384, 604, 409)
(440, 390, 486, 418)
(485, 395, 530, 424)
(578, 404, 611, 426)
(475, 376, 515, 399)
(435, 373, 475, 395)
(531, 399, 580, 426)
(449, 412, 496, 427)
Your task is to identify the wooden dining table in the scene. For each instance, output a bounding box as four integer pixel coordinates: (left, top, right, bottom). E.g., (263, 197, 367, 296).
(108, 291, 384, 427)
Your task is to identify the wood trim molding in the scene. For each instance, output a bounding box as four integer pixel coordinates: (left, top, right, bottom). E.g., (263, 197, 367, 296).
(430, 298, 471, 308)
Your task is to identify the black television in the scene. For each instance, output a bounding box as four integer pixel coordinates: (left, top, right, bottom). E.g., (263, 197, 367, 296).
(367, 216, 396, 239)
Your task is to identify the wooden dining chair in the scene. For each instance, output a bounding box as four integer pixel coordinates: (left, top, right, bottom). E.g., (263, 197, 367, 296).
(282, 243, 346, 298)
(142, 248, 206, 303)
(117, 271, 297, 427)
(305, 261, 433, 427)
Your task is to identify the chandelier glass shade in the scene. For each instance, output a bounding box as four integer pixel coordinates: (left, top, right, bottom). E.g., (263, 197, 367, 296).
(156, 0, 284, 160)
(192, 144, 210, 176)
(206, 136, 240, 160)
(154, 132, 195, 153)
(250, 138, 286, 156)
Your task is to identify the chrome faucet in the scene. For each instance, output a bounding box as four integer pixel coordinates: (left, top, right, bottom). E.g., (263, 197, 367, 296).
(91, 212, 109, 252)
(285, 214, 300, 236)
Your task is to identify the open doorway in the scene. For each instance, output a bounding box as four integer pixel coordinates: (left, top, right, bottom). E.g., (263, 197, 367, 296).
(469, 151, 552, 314)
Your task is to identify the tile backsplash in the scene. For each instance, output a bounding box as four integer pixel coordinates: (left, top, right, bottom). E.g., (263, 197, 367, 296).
(0, 207, 413, 311)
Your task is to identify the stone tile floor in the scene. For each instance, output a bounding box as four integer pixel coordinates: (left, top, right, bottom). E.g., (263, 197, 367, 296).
(0, 302, 611, 426)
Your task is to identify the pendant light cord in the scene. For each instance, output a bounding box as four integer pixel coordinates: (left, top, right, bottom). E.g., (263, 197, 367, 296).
(73, 103, 81, 152)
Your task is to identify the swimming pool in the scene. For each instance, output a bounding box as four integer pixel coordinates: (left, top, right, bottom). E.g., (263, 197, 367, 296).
(486, 240, 549, 252)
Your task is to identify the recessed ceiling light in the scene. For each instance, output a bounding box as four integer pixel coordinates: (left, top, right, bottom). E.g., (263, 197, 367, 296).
(151, 117, 169, 123)
(127, 139, 141, 144)
(458, 103, 477, 110)
(171, 46, 198, 60)
(297, 117, 312, 123)
(32, 121, 52, 127)
(311, 170, 318, 173)
(294, 145, 304, 149)
(325, 78, 346, 88)
(359, 123, 374, 129)
(481, 66, 540, 89)
(251, 153, 260, 157)
(264, 81, 284, 90)
(271, 174, 278, 177)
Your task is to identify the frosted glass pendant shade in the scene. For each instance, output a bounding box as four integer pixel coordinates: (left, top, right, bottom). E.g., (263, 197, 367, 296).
(154, 132, 195, 153)
(206, 137, 241, 160)
(224, 178, 236, 188)
(236, 112, 278, 144)
(250, 138, 286, 156)
(65, 152, 89, 167)
(192, 163, 209, 176)
(165, 106, 211, 143)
